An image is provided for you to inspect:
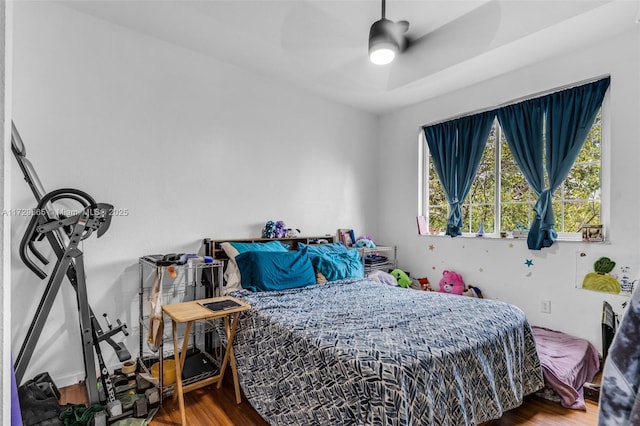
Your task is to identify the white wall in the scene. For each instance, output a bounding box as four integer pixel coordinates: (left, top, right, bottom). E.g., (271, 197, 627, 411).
(1, 0, 12, 421)
(10, 2, 379, 386)
(378, 27, 640, 352)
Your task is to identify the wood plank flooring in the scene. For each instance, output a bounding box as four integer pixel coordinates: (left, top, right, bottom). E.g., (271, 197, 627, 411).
(487, 396, 598, 426)
(60, 376, 599, 426)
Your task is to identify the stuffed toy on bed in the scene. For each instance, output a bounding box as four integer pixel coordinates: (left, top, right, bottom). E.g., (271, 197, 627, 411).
(391, 269, 412, 288)
(417, 277, 432, 291)
(438, 270, 466, 295)
(463, 285, 484, 298)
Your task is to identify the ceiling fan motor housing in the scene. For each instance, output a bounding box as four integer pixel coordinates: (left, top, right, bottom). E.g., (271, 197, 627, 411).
(369, 18, 408, 56)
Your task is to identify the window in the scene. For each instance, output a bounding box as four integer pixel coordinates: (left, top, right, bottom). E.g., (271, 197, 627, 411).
(423, 110, 602, 238)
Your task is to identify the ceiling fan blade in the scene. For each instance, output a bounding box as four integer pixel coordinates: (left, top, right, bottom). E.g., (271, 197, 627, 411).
(318, 54, 392, 92)
(280, 1, 364, 50)
(391, 0, 607, 91)
(389, 1, 502, 89)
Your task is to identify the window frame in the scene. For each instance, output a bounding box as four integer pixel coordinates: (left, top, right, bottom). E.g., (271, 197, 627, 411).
(419, 96, 609, 241)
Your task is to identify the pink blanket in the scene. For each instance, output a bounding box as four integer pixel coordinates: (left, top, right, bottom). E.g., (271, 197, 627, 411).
(532, 326, 600, 410)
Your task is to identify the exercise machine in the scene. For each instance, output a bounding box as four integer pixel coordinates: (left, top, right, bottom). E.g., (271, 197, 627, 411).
(12, 122, 130, 405)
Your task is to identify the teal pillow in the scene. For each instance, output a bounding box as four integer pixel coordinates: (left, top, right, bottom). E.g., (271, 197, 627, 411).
(298, 242, 348, 258)
(313, 249, 364, 281)
(229, 240, 289, 254)
(235, 248, 316, 292)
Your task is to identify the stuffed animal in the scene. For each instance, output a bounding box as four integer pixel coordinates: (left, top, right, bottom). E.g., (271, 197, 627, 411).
(418, 277, 432, 291)
(286, 228, 300, 238)
(391, 269, 412, 288)
(274, 220, 287, 238)
(438, 270, 465, 295)
(464, 285, 484, 298)
(262, 220, 299, 239)
(262, 221, 276, 238)
(353, 236, 376, 249)
(462, 287, 477, 297)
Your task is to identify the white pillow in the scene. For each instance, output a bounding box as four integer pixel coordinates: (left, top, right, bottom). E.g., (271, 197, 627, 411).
(220, 242, 242, 294)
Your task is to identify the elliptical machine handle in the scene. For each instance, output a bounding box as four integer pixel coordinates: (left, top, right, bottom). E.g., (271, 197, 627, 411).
(19, 188, 98, 279)
(19, 213, 48, 279)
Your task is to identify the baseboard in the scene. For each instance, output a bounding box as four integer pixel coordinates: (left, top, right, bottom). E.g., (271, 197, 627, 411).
(54, 372, 87, 389)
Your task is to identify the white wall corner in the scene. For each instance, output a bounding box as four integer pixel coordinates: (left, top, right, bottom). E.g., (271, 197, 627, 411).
(1, 0, 13, 423)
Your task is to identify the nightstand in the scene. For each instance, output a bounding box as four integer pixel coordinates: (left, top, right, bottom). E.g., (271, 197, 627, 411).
(162, 296, 251, 426)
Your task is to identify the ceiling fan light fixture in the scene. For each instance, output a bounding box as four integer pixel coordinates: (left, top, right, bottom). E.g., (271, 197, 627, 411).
(369, 43, 396, 65)
(368, 18, 399, 65)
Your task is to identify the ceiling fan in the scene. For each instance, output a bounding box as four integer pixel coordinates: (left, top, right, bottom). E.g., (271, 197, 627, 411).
(277, 0, 500, 91)
(368, 0, 410, 65)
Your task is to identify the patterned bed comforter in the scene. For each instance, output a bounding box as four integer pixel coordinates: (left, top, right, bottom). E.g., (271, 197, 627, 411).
(228, 279, 543, 425)
(599, 284, 640, 426)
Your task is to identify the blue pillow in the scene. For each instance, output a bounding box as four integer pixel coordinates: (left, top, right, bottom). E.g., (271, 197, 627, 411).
(298, 242, 348, 258)
(229, 240, 289, 254)
(235, 248, 316, 292)
(313, 249, 364, 281)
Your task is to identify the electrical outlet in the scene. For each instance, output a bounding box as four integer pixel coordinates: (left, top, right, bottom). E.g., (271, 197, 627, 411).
(540, 299, 551, 314)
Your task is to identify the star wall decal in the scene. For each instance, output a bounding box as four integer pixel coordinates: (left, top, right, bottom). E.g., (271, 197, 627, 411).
(525, 259, 534, 267)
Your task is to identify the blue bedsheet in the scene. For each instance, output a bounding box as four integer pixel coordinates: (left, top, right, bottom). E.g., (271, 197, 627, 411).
(228, 279, 543, 425)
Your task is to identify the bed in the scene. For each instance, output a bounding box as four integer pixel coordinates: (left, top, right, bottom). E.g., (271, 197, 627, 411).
(207, 239, 544, 425)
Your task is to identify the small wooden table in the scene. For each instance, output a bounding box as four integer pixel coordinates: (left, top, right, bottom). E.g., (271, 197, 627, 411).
(162, 296, 251, 426)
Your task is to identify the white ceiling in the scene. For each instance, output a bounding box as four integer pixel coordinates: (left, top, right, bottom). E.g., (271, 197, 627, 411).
(60, 0, 639, 114)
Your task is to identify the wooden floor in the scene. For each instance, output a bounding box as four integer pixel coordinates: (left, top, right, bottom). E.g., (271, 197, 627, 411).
(486, 396, 598, 426)
(61, 376, 599, 426)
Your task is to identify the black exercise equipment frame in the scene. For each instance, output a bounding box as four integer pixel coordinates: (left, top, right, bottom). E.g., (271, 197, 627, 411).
(12, 122, 129, 405)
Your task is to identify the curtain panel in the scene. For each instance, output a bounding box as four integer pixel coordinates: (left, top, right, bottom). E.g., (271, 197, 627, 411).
(424, 77, 610, 249)
(497, 78, 610, 250)
(423, 112, 494, 236)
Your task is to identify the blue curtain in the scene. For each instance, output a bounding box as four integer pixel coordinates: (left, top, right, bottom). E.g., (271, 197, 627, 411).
(424, 121, 457, 234)
(498, 77, 610, 250)
(424, 112, 494, 236)
(530, 77, 610, 249)
(497, 97, 546, 247)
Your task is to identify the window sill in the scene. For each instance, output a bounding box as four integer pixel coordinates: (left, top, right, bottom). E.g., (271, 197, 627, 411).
(420, 233, 609, 244)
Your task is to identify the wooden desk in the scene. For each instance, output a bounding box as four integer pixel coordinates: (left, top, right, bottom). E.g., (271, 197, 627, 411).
(162, 296, 251, 426)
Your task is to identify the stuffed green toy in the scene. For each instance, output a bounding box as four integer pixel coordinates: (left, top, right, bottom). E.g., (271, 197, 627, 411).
(391, 269, 412, 288)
